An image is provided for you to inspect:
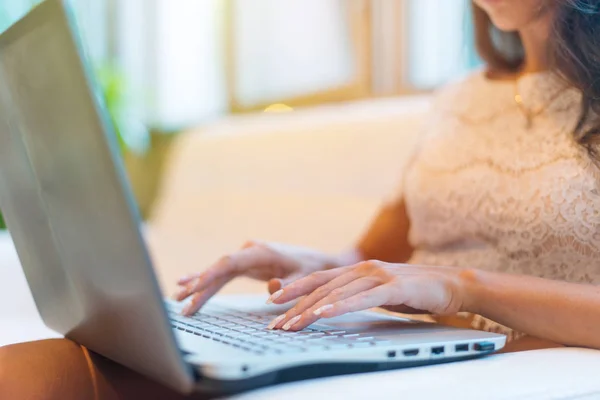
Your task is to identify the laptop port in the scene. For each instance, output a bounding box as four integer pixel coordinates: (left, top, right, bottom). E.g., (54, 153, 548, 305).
(455, 344, 469, 352)
(387, 350, 397, 358)
(431, 346, 445, 355)
(474, 342, 495, 352)
(403, 349, 419, 357)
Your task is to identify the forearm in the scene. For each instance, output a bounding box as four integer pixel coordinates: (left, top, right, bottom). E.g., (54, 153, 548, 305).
(356, 199, 414, 264)
(462, 269, 600, 349)
(328, 198, 414, 270)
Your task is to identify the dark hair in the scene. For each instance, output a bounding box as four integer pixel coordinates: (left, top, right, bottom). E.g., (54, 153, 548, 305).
(473, 1, 600, 154)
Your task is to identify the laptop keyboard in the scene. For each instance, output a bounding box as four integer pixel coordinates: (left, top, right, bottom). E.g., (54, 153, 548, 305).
(167, 303, 391, 356)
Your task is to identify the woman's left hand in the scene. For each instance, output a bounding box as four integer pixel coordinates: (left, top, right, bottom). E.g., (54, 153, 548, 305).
(266, 260, 471, 331)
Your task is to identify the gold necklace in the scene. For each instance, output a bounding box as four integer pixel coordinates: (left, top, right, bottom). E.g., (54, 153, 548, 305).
(513, 77, 568, 129)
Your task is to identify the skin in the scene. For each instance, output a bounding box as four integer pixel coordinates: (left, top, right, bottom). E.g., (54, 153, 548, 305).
(176, 0, 600, 350)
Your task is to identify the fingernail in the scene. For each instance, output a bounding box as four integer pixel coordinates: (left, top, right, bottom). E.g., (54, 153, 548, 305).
(314, 304, 333, 316)
(266, 290, 284, 304)
(181, 304, 193, 316)
(267, 314, 286, 330)
(283, 315, 301, 331)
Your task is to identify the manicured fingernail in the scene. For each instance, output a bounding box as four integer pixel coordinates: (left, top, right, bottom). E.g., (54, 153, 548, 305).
(267, 290, 284, 304)
(314, 304, 333, 316)
(283, 315, 301, 331)
(267, 314, 286, 330)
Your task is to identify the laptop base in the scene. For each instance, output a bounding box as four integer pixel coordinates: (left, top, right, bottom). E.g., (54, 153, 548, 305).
(192, 353, 491, 395)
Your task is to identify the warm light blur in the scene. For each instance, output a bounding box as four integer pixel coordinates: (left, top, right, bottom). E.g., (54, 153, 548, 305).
(263, 103, 294, 113)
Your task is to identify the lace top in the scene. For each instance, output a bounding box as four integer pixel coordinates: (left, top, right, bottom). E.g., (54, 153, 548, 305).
(402, 69, 600, 340)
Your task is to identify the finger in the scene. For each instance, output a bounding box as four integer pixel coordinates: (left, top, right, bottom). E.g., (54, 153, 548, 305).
(176, 240, 262, 287)
(271, 267, 361, 330)
(178, 246, 280, 301)
(181, 277, 229, 316)
(268, 266, 353, 305)
(286, 277, 382, 331)
(267, 279, 282, 295)
(312, 284, 393, 320)
(177, 273, 202, 286)
(266, 272, 307, 298)
(280, 272, 309, 288)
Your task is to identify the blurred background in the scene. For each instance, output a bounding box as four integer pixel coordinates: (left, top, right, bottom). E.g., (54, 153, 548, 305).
(0, 0, 482, 228)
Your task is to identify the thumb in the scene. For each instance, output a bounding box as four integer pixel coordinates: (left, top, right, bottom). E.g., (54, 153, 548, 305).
(267, 272, 306, 294)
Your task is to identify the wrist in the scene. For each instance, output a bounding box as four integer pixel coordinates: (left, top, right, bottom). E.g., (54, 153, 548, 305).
(457, 268, 486, 315)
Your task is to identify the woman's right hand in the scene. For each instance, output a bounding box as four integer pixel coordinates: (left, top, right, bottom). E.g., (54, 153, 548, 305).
(174, 240, 346, 316)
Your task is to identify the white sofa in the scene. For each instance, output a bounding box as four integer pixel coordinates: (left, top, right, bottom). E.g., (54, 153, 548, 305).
(2, 95, 600, 399)
(147, 95, 430, 297)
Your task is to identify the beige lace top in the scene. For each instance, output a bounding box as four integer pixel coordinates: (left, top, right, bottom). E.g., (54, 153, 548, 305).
(402, 69, 600, 340)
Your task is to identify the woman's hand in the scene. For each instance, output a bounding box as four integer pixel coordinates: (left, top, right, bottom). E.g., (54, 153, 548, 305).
(174, 241, 348, 316)
(266, 260, 470, 331)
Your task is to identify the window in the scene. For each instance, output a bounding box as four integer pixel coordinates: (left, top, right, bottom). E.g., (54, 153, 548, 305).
(1, 0, 482, 129)
(407, 0, 479, 89)
(228, 0, 371, 112)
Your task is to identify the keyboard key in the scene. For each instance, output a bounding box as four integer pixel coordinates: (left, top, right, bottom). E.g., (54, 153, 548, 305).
(305, 336, 338, 342)
(251, 333, 274, 339)
(297, 332, 325, 337)
(168, 302, 387, 355)
(327, 343, 352, 350)
(271, 336, 297, 342)
(232, 328, 257, 333)
(275, 332, 301, 337)
(227, 332, 252, 339)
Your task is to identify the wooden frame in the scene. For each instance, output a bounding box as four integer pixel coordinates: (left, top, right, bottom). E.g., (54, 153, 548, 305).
(223, 0, 373, 113)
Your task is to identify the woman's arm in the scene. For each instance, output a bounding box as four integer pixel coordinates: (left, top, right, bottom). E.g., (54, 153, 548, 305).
(339, 198, 414, 265)
(464, 269, 600, 349)
(267, 261, 600, 350)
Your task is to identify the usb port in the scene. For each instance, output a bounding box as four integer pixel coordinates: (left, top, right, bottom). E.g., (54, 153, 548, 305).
(455, 344, 469, 352)
(474, 342, 495, 352)
(403, 349, 419, 357)
(431, 346, 445, 355)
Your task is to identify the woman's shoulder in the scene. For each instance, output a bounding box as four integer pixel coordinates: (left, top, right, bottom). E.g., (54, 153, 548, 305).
(430, 68, 490, 107)
(428, 68, 512, 118)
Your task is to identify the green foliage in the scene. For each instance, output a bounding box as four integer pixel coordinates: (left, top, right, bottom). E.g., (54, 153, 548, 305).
(96, 64, 129, 152)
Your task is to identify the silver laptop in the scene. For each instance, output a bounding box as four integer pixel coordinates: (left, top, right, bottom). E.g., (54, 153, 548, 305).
(0, 0, 506, 396)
